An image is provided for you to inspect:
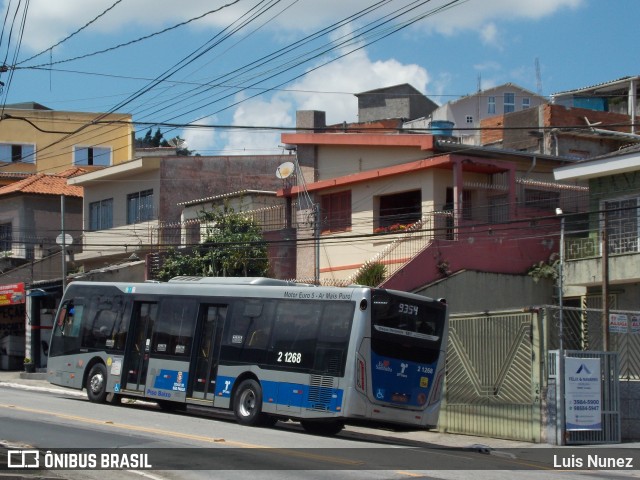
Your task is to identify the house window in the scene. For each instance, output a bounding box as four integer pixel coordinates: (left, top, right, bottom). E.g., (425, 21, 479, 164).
(604, 197, 639, 255)
(127, 189, 154, 224)
(522, 97, 531, 109)
(320, 191, 351, 233)
(0, 143, 35, 163)
(74, 146, 111, 166)
(376, 190, 421, 232)
(0, 223, 11, 251)
(89, 198, 113, 231)
(466, 115, 474, 124)
(488, 96, 496, 114)
(504, 92, 515, 113)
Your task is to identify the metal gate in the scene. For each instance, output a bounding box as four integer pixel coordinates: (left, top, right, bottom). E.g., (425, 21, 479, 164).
(439, 310, 543, 442)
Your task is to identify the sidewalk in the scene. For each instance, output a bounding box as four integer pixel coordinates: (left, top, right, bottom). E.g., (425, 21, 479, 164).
(2, 369, 637, 452)
(0, 368, 538, 450)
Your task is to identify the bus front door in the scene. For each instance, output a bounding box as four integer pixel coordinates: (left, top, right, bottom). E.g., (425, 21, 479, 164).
(124, 302, 158, 392)
(189, 305, 227, 401)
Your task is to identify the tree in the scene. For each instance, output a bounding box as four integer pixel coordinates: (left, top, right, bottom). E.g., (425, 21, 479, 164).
(156, 206, 270, 281)
(135, 128, 171, 148)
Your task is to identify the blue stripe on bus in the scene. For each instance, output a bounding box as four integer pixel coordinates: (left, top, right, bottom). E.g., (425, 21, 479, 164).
(215, 376, 344, 412)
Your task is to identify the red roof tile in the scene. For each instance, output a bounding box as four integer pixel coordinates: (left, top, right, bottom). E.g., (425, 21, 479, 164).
(0, 169, 86, 197)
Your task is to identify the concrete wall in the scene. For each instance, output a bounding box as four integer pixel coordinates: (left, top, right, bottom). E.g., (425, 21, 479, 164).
(415, 271, 554, 314)
(316, 145, 429, 180)
(159, 156, 290, 224)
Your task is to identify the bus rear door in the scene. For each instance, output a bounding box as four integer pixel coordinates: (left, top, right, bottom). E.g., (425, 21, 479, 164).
(188, 305, 227, 402)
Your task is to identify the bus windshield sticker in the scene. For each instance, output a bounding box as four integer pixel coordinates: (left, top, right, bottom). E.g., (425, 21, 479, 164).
(373, 324, 439, 341)
(175, 345, 185, 354)
(232, 334, 243, 344)
(157, 343, 167, 352)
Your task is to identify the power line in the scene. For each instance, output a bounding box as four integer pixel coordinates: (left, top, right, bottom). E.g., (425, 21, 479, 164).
(16, 0, 125, 66)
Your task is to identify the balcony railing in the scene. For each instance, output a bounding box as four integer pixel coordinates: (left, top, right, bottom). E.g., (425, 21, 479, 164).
(346, 210, 452, 284)
(566, 230, 640, 261)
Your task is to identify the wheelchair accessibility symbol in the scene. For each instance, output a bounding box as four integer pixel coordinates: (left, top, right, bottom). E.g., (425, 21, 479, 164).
(375, 388, 385, 400)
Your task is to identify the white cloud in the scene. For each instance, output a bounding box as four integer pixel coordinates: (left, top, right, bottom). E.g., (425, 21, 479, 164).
(181, 116, 217, 155)
(287, 49, 429, 125)
(210, 48, 429, 154)
(218, 95, 293, 155)
(6, 0, 585, 154)
(479, 23, 500, 47)
(11, 0, 585, 53)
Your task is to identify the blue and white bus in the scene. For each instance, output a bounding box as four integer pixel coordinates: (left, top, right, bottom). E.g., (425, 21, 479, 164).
(47, 277, 448, 435)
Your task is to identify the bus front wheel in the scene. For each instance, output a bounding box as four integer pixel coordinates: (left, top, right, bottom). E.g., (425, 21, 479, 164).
(86, 363, 108, 403)
(233, 379, 267, 426)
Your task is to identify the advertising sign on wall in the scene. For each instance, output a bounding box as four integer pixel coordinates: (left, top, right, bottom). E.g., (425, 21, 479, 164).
(0, 283, 25, 306)
(564, 357, 602, 431)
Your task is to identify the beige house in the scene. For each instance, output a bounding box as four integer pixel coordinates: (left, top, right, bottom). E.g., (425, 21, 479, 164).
(281, 112, 584, 288)
(68, 154, 291, 274)
(0, 102, 133, 174)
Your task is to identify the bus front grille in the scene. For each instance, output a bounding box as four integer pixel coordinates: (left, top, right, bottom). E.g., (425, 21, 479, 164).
(307, 375, 335, 411)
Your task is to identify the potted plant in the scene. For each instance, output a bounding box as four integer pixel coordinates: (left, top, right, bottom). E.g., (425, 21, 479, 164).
(23, 357, 35, 373)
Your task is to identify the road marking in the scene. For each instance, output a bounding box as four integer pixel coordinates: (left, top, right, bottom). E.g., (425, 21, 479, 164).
(0, 403, 362, 467)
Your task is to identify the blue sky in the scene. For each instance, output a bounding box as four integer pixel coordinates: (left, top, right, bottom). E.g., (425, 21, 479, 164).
(0, 0, 637, 155)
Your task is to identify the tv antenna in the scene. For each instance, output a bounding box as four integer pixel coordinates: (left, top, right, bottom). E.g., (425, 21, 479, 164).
(168, 137, 187, 150)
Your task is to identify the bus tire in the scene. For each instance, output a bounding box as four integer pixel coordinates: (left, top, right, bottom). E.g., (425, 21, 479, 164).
(86, 363, 108, 403)
(233, 379, 267, 426)
(300, 420, 344, 436)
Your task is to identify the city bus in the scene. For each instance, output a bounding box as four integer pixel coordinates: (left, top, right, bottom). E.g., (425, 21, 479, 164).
(47, 277, 448, 435)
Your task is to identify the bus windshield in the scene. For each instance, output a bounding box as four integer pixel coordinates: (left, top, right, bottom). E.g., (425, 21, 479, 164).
(371, 291, 446, 364)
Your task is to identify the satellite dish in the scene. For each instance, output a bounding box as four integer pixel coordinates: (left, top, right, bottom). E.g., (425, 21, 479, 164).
(168, 137, 187, 149)
(276, 162, 295, 179)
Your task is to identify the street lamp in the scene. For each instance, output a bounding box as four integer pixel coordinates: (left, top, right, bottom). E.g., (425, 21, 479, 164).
(556, 207, 566, 445)
(555, 207, 564, 352)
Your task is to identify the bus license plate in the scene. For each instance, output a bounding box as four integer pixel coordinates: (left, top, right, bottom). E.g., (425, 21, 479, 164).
(392, 394, 409, 403)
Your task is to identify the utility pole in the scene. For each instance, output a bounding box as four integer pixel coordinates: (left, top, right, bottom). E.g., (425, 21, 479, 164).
(602, 209, 610, 351)
(314, 202, 320, 285)
(61, 195, 67, 291)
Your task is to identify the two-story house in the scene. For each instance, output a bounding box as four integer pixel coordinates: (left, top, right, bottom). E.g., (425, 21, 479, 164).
(404, 83, 547, 143)
(0, 168, 84, 370)
(279, 110, 587, 300)
(554, 143, 640, 440)
(68, 154, 292, 274)
(0, 102, 134, 174)
(0, 103, 135, 267)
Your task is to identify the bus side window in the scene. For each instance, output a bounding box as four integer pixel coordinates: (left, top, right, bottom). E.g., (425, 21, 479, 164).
(57, 303, 83, 338)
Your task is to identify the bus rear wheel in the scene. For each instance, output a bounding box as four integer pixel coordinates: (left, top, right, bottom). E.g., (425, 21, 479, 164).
(86, 363, 108, 403)
(300, 420, 344, 436)
(233, 379, 268, 426)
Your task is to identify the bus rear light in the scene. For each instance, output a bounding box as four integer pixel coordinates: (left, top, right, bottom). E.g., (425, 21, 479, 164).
(356, 357, 366, 393)
(429, 371, 444, 406)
